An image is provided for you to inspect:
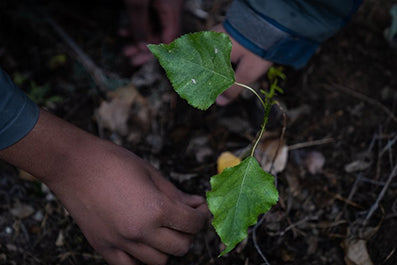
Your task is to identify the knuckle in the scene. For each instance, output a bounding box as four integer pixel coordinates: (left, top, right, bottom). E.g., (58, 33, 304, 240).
(129, 228, 145, 241)
(150, 198, 167, 220)
(120, 223, 144, 241)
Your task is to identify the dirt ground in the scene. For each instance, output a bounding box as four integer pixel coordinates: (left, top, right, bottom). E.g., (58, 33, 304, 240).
(1, 0, 397, 264)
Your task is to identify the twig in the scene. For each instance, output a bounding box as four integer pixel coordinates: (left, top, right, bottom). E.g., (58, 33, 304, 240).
(269, 101, 287, 183)
(278, 216, 316, 237)
(375, 126, 383, 180)
(332, 173, 363, 231)
(364, 162, 397, 226)
(252, 215, 271, 265)
(346, 130, 377, 207)
(346, 174, 362, 203)
(251, 102, 286, 265)
(385, 248, 396, 263)
(288, 138, 334, 151)
(327, 84, 397, 123)
(36, 8, 110, 94)
(333, 193, 363, 209)
(389, 142, 394, 173)
(359, 177, 387, 186)
(379, 135, 397, 157)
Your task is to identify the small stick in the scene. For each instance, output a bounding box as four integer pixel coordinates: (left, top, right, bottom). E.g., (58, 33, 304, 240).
(379, 135, 397, 157)
(37, 9, 110, 94)
(278, 216, 315, 236)
(375, 126, 383, 180)
(269, 101, 287, 180)
(252, 214, 271, 265)
(364, 162, 397, 226)
(288, 138, 334, 151)
(327, 84, 397, 123)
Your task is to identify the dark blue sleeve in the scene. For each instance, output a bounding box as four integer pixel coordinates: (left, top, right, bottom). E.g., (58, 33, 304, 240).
(224, 0, 362, 68)
(0, 68, 39, 150)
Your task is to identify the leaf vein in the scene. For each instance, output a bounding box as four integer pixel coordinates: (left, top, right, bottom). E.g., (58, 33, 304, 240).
(176, 56, 232, 82)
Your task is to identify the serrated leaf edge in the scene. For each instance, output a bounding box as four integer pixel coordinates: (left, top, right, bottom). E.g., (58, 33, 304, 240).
(207, 157, 278, 256)
(148, 31, 235, 110)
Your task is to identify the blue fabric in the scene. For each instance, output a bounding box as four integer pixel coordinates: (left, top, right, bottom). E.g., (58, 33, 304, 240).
(224, 0, 362, 69)
(0, 68, 39, 150)
(224, 20, 319, 69)
(342, 0, 364, 27)
(246, 0, 363, 42)
(265, 37, 319, 69)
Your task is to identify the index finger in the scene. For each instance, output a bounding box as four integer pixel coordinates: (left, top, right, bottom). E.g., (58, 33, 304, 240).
(163, 202, 210, 234)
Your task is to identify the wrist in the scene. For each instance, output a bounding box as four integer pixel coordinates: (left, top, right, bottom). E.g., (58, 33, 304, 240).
(0, 110, 108, 187)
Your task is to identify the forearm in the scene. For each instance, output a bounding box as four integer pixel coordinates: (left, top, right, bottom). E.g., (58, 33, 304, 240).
(0, 108, 209, 265)
(0, 109, 108, 187)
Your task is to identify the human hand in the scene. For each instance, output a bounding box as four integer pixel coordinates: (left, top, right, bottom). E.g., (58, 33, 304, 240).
(54, 145, 208, 265)
(212, 25, 273, 106)
(0, 110, 209, 265)
(122, 0, 184, 66)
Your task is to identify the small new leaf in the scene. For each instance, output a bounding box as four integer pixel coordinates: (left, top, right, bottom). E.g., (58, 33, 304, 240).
(207, 156, 278, 255)
(148, 31, 235, 110)
(267, 66, 286, 82)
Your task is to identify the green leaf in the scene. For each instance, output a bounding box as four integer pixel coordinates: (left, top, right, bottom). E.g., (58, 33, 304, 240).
(207, 156, 278, 256)
(267, 66, 286, 81)
(148, 31, 235, 110)
(13, 72, 28, 86)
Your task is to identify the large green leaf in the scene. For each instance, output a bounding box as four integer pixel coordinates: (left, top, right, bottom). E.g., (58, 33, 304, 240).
(207, 156, 278, 255)
(148, 31, 235, 110)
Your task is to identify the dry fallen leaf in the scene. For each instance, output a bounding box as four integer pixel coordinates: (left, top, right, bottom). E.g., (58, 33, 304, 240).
(281, 248, 296, 262)
(169, 172, 198, 183)
(217, 151, 241, 174)
(304, 151, 325, 174)
(254, 135, 288, 174)
(343, 238, 374, 265)
(287, 104, 311, 123)
(10, 202, 34, 219)
(344, 160, 371, 173)
(55, 230, 64, 247)
(186, 136, 214, 163)
(285, 172, 300, 197)
(95, 85, 151, 137)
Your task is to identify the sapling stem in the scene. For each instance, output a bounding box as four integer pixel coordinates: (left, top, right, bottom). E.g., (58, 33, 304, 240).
(149, 32, 281, 256)
(234, 82, 265, 109)
(234, 82, 275, 157)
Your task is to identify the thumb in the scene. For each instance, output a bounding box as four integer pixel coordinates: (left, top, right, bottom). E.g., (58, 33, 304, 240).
(150, 170, 206, 208)
(234, 53, 273, 85)
(217, 53, 273, 106)
(179, 193, 206, 208)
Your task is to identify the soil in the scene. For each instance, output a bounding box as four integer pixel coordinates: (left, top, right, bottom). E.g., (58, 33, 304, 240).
(1, 0, 397, 265)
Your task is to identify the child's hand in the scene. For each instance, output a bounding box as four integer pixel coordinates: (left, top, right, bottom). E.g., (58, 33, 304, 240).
(212, 25, 273, 106)
(0, 110, 209, 265)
